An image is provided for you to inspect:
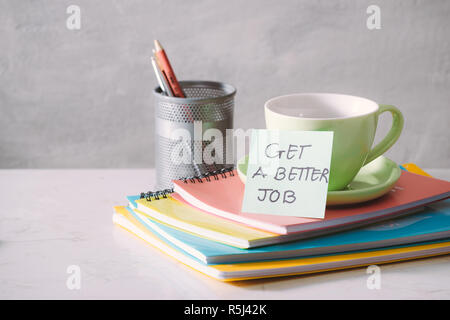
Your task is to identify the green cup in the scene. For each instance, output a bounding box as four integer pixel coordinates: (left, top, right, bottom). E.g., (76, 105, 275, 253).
(265, 93, 404, 191)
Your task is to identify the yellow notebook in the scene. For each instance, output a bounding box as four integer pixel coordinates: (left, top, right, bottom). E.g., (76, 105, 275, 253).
(130, 196, 278, 249)
(113, 206, 450, 282)
(401, 163, 433, 177)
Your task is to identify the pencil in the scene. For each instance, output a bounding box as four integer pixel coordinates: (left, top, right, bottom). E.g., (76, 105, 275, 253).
(154, 40, 185, 98)
(151, 55, 173, 96)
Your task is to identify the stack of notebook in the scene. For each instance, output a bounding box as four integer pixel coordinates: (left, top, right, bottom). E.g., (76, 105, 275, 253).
(113, 165, 450, 281)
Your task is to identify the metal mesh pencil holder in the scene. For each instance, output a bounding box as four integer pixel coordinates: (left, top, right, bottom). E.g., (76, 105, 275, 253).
(154, 80, 236, 189)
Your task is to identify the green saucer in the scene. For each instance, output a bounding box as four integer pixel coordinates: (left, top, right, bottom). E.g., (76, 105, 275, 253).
(237, 155, 401, 206)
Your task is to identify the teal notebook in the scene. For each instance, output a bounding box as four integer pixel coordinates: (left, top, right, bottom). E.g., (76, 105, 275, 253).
(125, 199, 450, 264)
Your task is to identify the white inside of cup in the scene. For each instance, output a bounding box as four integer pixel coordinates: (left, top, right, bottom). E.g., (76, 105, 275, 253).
(265, 93, 379, 120)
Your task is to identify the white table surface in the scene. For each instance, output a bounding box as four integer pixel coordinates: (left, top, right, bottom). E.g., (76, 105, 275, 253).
(1, 168, 449, 300)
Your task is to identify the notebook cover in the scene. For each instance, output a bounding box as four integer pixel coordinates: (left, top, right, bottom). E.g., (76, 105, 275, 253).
(112, 206, 450, 281)
(172, 170, 450, 234)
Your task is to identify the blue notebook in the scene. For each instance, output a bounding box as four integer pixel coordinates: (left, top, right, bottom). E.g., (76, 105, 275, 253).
(113, 205, 450, 281)
(126, 199, 450, 264)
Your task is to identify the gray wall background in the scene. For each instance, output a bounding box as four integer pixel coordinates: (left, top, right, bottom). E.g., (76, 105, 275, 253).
(1, 0, 449, 169)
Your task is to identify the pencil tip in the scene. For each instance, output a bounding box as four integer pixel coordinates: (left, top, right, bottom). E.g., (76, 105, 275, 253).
(154, 39, 163, 51)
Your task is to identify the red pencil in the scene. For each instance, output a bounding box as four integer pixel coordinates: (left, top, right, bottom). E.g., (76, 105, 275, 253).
(154, 40, 185, 98)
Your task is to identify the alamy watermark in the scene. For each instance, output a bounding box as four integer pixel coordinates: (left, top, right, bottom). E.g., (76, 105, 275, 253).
(366, 265, 381, 290)
(66, 265, 81, 290)
(366, 5, 381, 30)
(66, 5, 81, 30)
(166, 124, 286, 170)
(168, 123, 252, 166)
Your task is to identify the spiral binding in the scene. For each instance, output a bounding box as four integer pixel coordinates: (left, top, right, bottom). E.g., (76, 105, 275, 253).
(140, 165, 235, 202)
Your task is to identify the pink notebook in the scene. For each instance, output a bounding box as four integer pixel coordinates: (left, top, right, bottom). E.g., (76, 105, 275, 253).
(173, 170, 450, 234)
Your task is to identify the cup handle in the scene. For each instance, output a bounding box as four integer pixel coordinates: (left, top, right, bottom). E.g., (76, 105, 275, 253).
(364, 104, 404, 165)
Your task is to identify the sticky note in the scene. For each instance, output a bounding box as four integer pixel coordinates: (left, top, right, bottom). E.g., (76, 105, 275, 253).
(241, 129, 333, 219)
